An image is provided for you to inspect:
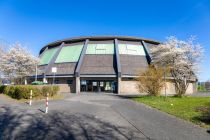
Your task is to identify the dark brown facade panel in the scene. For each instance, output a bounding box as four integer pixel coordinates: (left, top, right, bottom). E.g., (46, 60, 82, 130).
(80, 77, 117, 81)
(63, 42, 84, 47)
(88, 40, 114, 44)
(82, 55, 115, 66)
(120, 55, 148, 75)
(81, 67, 116, 75)
(45, 63, 77, 75)
(117, 40, 142, 45)
(80, 55, 117, 75)
(144, 42, 158, 53)
(37, 65, 47, 75)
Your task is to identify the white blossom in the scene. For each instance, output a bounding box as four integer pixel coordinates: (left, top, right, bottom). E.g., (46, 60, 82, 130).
(151, 36, 204, 95)
(0, 42, 40, 84)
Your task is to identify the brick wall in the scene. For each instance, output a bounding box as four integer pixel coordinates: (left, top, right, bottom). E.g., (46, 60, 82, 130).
(120, 79, 196, 95)
(47, 78, 76, 93)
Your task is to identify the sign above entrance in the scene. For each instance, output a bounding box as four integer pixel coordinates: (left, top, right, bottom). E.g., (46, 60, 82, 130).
(52, 67, 57, 73)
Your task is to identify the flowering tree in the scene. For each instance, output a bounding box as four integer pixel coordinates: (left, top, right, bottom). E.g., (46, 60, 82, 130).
(0, 47, 4, 84)
(151, 36, 203, 96)
(0, 48, 15, 79)
(0, 43, 40, 84)
(0, 42, 8, 83)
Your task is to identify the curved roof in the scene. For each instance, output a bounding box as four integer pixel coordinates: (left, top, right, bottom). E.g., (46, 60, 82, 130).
(39, 36, 160, 55)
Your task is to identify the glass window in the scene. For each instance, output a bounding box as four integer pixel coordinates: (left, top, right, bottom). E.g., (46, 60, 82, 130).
(67, 80, 73, 85)
(40, 48, 58, 65)
(86, 44, 114, 54)
(100, 82, 104, 87)
(118, 44, 146, 55)
(55, 44, 83, 63)
(92, 82, 97, 86)
(81, 80, 87, 85)
(105, 82, 111, 90)
(55, 80, 59, 84)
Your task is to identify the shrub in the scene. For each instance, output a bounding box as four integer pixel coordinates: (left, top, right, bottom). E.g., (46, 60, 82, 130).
(3, 86, 9, 95)
(0, 85, 6, 93)
(41, 86, 60, 97)
(41, 86, 51, 97)
(1, 85, 60, 99)
(197, 85, 206, 91)
(8, 86, 16, 98)
(31, 87, 41, 97)
(52, 86, 60, 96)
(136, 65, 166, 96)
(14, 85, 33, 99)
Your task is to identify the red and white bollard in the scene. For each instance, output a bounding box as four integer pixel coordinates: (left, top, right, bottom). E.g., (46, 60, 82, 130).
(45, 93, 49, 114)
(29, 90, 32, 106)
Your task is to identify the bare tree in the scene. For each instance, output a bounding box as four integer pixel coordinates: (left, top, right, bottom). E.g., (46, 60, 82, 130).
(136, 65, 165, 96)
(151, 36, 203, 96)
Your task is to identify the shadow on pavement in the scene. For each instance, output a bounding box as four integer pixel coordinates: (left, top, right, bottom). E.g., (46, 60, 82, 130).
(0, 106, 144, 140)
(38, 109, 45, 113)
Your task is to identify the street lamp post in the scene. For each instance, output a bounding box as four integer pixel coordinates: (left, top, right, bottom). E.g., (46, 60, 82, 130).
(53, 72, 55, 85)
(51, 67, 57, 85)
(164, 65, 167, 100)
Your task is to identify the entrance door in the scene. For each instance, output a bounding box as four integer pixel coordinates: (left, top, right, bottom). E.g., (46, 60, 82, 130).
(80, 80, 117, 93)
(92, 81, 98, 92)
(99, 82, 105, 92)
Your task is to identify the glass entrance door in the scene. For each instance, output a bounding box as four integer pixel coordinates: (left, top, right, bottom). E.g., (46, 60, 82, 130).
(80, 80, 117, 93)
(92, 81, 98, 92)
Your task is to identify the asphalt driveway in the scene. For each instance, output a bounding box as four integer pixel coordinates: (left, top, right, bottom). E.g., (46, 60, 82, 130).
(0, 93, 209, 140)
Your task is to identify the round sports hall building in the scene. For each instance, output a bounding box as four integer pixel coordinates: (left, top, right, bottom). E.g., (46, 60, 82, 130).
(35, 36, 196, 94)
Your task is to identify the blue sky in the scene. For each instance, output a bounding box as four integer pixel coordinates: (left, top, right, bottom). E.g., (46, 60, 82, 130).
(0, 0, 209, 81)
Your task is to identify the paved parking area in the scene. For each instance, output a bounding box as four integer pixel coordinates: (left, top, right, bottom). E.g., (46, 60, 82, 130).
(0, 93, 209, 140)
(191, 92, 210, 97)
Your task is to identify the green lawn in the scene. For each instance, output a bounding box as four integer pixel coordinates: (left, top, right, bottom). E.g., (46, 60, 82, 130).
(132, 96, 210, 129)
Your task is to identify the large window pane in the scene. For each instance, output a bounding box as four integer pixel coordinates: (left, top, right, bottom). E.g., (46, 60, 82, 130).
(86, 44, 114, 54)
(119, 44, 146, 55)
(40, 48, 58, 65)
(55, 45, 83, 63)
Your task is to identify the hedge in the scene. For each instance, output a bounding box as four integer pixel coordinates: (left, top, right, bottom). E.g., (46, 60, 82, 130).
(0, 85, 6, 93)
(0, 85, 60, 100)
